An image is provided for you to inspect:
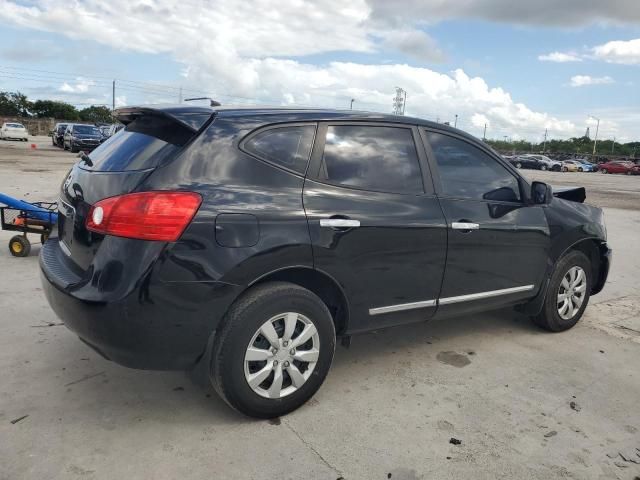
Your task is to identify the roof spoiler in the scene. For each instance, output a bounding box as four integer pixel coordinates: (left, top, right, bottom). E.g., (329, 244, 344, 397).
(114, 105, 216, 146)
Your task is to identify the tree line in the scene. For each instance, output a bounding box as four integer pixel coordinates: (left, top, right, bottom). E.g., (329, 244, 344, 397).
(485, 136, 639, 158)
(0, 91, 113, 123)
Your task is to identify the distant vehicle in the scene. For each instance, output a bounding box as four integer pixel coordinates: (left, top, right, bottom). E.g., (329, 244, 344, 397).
(508, 155, 539, 170)
(63, 124, 102, 153)
(597, 161, 640, 175)
(98, 123, 124, 142)
(561, 160, 582, 172)
(52, 123, 68, 147)
(0, 122, 28, 141)
(519, 155, 562, 171)
(575, 159, 596, 172)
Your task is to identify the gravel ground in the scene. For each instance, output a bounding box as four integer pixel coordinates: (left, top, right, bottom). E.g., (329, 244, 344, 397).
(1, 137, 639, 480)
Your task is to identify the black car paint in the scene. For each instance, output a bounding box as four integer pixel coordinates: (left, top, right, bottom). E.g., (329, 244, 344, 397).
(40, 106, 610, 370)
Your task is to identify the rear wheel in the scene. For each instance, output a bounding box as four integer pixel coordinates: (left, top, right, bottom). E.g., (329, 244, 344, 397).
(210, 281, 335, 418)
(578, 167, 583, 172)
(600, 168, 608, 174)
(532, 250, 591, 332)
(540, 165, 548, 171)
(9, 235, 31, 257)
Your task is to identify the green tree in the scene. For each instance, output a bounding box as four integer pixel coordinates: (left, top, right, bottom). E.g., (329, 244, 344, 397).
(0, 91, 31, 116)
(31, 100, 80, 120)
(79, 105, 113, 123)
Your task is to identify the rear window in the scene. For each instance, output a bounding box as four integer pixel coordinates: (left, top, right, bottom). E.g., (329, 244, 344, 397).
(6, 123, 24, 128)
(85, 130, 180, 172)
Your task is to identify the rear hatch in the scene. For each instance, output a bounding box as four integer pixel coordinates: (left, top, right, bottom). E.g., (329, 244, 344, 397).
(57, 106, 214, 270)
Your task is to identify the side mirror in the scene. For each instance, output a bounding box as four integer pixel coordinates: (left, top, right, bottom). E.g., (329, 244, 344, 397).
(531, 181, 553, 205)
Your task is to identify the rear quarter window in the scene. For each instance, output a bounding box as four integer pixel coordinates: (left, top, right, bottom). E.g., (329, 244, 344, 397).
(242, 125, 316, 175)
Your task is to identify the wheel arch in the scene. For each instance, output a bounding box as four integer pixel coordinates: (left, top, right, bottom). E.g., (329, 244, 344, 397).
(249, 266, 350, 335)
(557, 238, 607, 295)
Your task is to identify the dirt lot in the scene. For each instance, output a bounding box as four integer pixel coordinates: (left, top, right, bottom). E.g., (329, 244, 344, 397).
(1, 137, 639, 479)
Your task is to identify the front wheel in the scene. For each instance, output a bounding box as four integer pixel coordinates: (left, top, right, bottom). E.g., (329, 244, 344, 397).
(540, 165, 548, 171)
(515, 162, 522, 169)
(600, 168, 608, 174)
(210, 281, 336, 418)
(532, 250, 591, 332)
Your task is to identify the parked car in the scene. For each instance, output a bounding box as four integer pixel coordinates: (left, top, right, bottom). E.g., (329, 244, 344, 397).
(63, 124, 103, 152)
(98, 123, 124, 143)
(510, 154, 561, 171)
(0, 122, 28, 141)
(40, 105, 611, 418)
(52, 123, 68, 147)
(561, 160, 582, 172)
(575, 159, 596, 172)
(597, 161, 640, 175)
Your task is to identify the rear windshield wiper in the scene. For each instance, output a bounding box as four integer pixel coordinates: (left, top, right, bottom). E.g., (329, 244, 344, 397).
(78, 152, 93, 167)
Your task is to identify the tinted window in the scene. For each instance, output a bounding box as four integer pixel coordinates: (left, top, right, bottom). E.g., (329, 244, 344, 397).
(85, 130, 179, 172)
(244, 125, 315, 174)
(319, 125, 423, 194)
(426, 131, 521, 202)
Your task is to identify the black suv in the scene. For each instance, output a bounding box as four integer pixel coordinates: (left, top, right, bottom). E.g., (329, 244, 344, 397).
(63, 124, 102, 152)
(41, 106, 610, 418)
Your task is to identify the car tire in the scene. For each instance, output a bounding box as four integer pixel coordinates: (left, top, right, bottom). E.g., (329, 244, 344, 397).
(578, 167, 583, 172)
(562, 167, 568, 172)
(600, 169, 607, 174)
(210, 281, 336, 418)
(540, 165, 547, 171)
(532, 250, 591, 332)
(70, 142, 78, 153)
(515, 162, 522, 169)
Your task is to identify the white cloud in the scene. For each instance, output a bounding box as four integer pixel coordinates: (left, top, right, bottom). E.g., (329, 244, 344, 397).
(592, 38, 640, 64)
(538, 52, 582, 63)
(0, 0, 628, 140)
(58, 77, 95, 93)
(569, 75, 615, 87)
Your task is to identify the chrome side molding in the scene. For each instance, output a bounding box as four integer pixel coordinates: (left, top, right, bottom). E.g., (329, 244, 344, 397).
(369, 299, 437, 316)
(368, 285, 535, 315)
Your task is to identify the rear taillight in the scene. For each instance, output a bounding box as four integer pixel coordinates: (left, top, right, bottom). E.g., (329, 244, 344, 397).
(86, 191, 202, 241)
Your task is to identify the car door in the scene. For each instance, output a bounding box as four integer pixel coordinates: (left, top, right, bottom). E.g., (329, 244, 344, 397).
(303, 122, 447, 332)
(421, 128, 551, 318)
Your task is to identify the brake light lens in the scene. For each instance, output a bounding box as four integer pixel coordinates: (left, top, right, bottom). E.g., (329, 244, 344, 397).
(86, 191, 202, 241)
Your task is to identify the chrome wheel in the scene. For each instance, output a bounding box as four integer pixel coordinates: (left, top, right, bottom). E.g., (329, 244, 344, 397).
(244, 312, 320, 399)
(557, 266, 587, 320)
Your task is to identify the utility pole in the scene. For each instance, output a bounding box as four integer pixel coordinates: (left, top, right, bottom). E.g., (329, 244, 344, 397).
(350, 98, 355, 110)
(112, 80, 115, 111)
(611, 136, 616, 154)
(482, 123, 487, 141)
(503, 136, 509, 143)
(454, 114, 458, 128)
(543, 128, 548, 153)
(589, 115, 600, 155)
(392, 87, 406, 115)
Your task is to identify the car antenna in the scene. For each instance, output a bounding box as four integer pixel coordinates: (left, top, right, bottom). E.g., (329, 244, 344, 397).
(184, 97, 222, 106)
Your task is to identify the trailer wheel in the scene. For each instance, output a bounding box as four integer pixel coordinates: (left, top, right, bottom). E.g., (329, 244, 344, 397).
(9, 235, 31, 257)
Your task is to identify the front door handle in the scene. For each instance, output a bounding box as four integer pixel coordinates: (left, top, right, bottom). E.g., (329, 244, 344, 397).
(452, 221, 480, 231)
(320, 218, 360, 228)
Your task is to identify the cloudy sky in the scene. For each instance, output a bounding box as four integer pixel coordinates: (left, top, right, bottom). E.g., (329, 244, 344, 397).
(0, 0, 639, 142)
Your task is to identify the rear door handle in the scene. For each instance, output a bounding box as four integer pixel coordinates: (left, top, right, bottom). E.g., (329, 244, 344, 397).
(320, 218, 360, 228)
(452, 222, 479, 230)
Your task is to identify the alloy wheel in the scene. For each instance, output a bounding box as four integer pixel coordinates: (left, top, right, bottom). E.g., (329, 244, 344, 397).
(557, 266, 587, 320)
(244, 312, 320, 399)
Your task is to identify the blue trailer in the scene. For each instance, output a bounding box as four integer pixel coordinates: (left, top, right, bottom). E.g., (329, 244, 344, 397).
(0, 193, 58, 257)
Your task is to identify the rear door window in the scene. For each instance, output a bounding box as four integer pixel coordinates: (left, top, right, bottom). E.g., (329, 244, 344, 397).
(243, 125, 316, 175)
(317, 125, 424, 194)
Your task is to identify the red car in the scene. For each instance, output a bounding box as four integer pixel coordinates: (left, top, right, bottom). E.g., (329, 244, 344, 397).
(597, 161, 640, 175)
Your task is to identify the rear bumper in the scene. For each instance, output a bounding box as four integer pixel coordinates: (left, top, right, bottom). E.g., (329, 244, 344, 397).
(40, 238, 242, 370)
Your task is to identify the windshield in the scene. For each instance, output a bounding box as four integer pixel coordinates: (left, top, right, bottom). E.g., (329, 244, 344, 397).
(73, 125, 100, 135)
(6, 123, 24, 129)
